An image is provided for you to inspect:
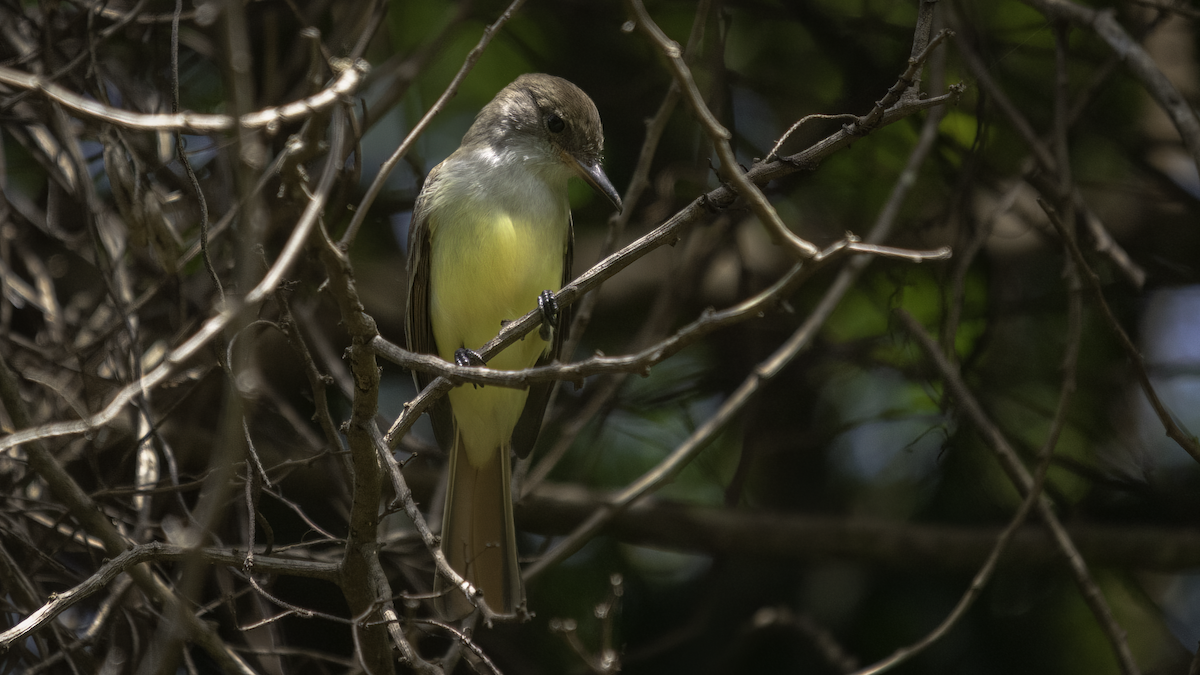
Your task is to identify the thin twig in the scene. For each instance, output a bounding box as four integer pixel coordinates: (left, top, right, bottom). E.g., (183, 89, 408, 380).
(1019, 0, 1200, 173)
(539, 3, 702, 476)
(896, 309, 1141, 675)
(369, 423, 503, 624)
(1042, 200, 1200, 462)
(627, 0, 820, 260)
(849, 438, 1051, 675)
(765, 113, 859, 162)
(846, 29, 955, 136)
(380, 237, 949, 439)
(381, 87, 957, 449)
(853, 27, 1084, 665)
(0, 59, 368, 132)
(339, 0, 528, 249)
(415, 619, 504, 675)
(523, 48, 954, 578)
(0, 537, 338, 652)
(0, 109, 347, 454)
(949, 12, 1146, 286)
(0, 357, 259, 673)
(172, 0, 220, 303)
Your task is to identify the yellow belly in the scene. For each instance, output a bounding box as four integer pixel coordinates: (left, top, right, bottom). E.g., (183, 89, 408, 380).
(429, 209, 563, 466)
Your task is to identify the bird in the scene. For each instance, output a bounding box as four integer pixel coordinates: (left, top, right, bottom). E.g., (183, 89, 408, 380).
(404, 73, 622, 619)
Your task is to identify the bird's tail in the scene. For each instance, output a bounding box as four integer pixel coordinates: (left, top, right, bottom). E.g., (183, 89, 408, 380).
(435, 432, 523, 619)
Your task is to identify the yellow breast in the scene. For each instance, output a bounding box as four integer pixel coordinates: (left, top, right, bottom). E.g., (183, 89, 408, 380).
(426, 199, 567, 464)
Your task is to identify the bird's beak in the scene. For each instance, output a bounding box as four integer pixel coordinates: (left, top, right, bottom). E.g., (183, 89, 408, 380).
(571, 156, 623, 213)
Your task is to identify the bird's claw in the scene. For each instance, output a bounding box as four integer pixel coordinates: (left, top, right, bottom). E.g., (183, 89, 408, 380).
(455, 348, 486, 368)
(537, 290, 558, 342)
(455, 348, 486, 388)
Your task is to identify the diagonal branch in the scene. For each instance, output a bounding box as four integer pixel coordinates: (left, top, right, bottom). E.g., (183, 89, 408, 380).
(381, 87, 958, 449)
(0, 542, 340, 648)
(626, 0, 818, 259)
(1019, 0, 1200, 174)
(340, 0, 528, 248)
(0, 108, 348, 456)
(897, 309, 1141, 675)
(0, 361, 259, 674)
(522, 37, 954, 578)
(1042, 200, 1200, 462)
(374, 238, 949, 390)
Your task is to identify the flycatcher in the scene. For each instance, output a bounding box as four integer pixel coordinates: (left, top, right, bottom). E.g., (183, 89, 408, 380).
(405, 74, 621, 619)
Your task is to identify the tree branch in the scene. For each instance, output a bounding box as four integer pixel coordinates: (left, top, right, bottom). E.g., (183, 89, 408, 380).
(521, 19, 955, 577)
(382, 82, 957, 449)
(0, 59, 368, 132)
(340, 0, 528, 248)
(0, 105, 348, 456)
(0, 542, 340, 648)
(514, 483, 1200, 572)
(897, 309, 1141, 675)
(1019, 0, 1200, 174)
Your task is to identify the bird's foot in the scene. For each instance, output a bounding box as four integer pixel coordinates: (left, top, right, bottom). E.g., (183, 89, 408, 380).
(455, 348, 486, 388)
(454, 348, 486, 368)
(537, 290, 558, 342)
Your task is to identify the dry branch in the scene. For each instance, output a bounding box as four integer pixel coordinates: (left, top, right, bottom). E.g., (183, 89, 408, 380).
(0, 59, 368, 133)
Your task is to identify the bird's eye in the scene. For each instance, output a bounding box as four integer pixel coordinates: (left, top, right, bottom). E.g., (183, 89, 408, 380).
(546, 113, 565, 134)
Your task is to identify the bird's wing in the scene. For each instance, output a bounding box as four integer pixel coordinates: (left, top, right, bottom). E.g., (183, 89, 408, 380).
(511, 213, 574, 460)
(405, 164, 455, 451)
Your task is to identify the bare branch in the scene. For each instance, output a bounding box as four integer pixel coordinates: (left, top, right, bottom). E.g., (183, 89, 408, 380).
(854, 56, 1086, 664)
(370, 423, 505, 626)
(383, 83, 957, 449)
(0, 354, 260, 673)
(375, 239, 948, 390)
(510, 481, 1200, 571)
(0, 541, 342, 650)
(1020, 0, 1200, 173)
(0, 59, 368, 132)
(340, 0, 528, 248)
(949, 14, 1147, 288)
(0, 108, 348, 455)
(1042, 200, 1200, 461)
(846, 29, 955, 136)
(523, 41, 955, 578)
(627, 0, 820, 260)
(897, 309, 1141, 675)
